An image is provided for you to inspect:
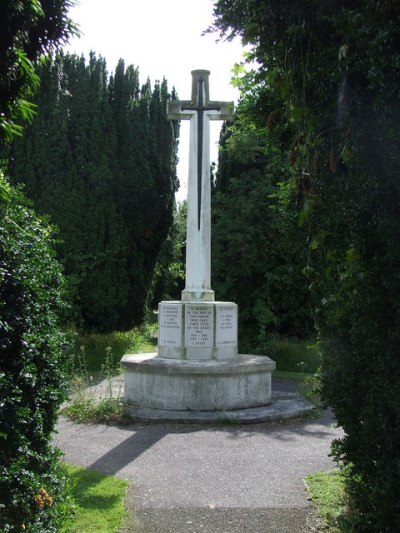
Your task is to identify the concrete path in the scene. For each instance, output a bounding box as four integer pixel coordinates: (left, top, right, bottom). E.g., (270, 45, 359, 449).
(54, 379, 342, 532)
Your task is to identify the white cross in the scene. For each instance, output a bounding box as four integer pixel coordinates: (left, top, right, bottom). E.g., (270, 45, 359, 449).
(167, 70, 234, 302)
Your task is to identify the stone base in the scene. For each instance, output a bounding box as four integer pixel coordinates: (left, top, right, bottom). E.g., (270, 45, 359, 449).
(126, 395, 314, 424)
(121, 353, 276, 411)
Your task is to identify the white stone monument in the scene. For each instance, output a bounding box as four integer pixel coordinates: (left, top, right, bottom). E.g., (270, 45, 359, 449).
(122, 70, 275, 412)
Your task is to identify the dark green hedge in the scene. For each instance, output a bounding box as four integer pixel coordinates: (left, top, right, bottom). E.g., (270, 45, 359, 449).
(0, 179, 70, 531)
(211, 1, 400, 530)
(317, 163, 400, 532)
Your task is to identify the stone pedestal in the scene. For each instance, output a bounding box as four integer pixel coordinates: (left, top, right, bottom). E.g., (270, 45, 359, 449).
(121, 353, 275, 411)
(122, 299, 275, 412)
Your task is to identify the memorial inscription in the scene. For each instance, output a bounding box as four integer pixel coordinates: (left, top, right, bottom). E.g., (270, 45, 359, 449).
(185, 305, 214, 347)
(158, 303, 183, 346)
(216, 305, 237, 346)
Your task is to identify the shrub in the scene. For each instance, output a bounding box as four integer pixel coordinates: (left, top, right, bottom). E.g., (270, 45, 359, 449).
(0, 178, 71, 531)
(319, 231, 400, 531)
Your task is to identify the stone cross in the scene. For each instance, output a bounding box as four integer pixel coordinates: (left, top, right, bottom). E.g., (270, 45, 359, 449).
(167, 70, 234, 302)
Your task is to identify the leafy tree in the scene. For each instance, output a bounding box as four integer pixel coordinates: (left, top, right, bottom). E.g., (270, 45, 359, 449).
(212, 73, 314, 351)
(0, 0, 78, 142)
(7, 54, 179, 331)
(211, 1, 400, 529)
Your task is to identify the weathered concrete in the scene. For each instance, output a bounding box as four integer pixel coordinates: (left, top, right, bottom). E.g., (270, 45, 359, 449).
(127, 394, 314, 424)
(83, 374, 313, 424)
(121, 353, 276, 411)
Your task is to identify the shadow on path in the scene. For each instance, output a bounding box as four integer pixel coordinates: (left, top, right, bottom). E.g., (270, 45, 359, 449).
(88, 426, 170, 476)
(83, 406, 339, 479)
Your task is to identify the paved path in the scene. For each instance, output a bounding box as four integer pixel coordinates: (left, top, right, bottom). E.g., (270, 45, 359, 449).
(55, 379, 342, 532)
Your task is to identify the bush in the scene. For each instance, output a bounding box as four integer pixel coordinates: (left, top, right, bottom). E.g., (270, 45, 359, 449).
(0, 178, 71, 531)
(319, 228, 400, 531)
(315, 91, 400, 531)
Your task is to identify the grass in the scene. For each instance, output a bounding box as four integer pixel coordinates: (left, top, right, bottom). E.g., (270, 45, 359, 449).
(63, 335, 132, 424)
(59, 463, 131, 532)
(305, 470, 346, 532)
(62, 321, 159, 424)
(66, 321, 319, 377)
(65, 323, 157, 374)
(266, 337, 321, 373)
(61, 388, 130, 425)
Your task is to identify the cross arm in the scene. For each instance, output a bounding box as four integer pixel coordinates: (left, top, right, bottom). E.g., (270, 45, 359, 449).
(167, 99, 235, 122)
(208, 101, 234, 121)
(166, 100, 193, 120)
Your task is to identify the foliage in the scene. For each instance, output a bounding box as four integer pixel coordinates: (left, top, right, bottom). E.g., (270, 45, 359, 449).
(65, 324, 157, 374)
(212, 86, 314, 350)
(272, 370, 312, 381)
(0, 0, 78, 142)
(62, 377, 128, 425)
(6, 53, 179, 331)
(62, 325, 157, 424)
(267, 338, 320, 373)
(0, 177, 72, 532)
(211, 1, 400, 530)
(148, 200, 186, 307)
(63, 343, 130, 425)
(59, 463, 130, 533)
(63, 393, 127, 425)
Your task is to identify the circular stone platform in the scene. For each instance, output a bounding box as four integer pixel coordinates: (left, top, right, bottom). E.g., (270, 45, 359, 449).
(82, 374, 315, 425)
(121, 353, 276, 411)
(125, 393, 314, 424)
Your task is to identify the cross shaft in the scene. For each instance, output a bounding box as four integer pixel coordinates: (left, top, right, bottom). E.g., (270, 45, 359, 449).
(181, 77, 221, 229)
(166, 70, 234, 301)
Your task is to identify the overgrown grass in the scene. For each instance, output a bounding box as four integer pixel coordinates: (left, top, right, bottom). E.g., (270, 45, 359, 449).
(305, 470, 346, 532)
(62, 387, 129, 425)
(266, 337, 321, 373)
(59, 463, 130, 532)
(62, 343, 131, 424)
(66, 322, 319, 376)
(268, 339, 323, 409)
(65, 323, 157, 374)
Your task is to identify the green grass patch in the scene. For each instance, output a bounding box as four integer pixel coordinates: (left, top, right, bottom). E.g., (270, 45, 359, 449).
(60, 463, 130, 532)
(305, 470, 346, 532)
(267, 338, 321, 373)
(66, 324, 157, 374)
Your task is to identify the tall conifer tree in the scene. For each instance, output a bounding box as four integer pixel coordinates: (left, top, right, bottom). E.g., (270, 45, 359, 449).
(7, 53, 178, 331)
